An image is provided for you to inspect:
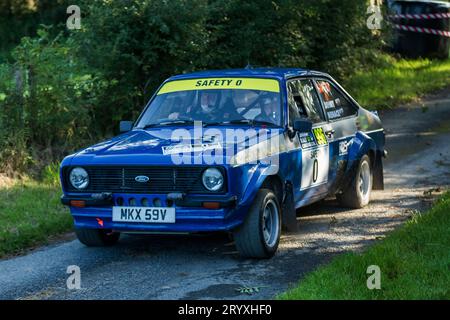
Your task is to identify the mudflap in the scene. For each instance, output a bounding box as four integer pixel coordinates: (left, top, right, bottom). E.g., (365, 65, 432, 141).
(372, 151, 384, 190)
(282, 183, 297, 233)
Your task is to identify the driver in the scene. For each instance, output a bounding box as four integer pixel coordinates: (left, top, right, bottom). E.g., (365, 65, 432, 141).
(167, 91, 219, 121)
(255, 96, 279, 125)
(190, 90, 220, 122)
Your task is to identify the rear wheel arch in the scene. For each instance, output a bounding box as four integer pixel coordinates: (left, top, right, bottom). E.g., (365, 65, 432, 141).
(337, 154, 373, 208)
(344, 131, 377, 182)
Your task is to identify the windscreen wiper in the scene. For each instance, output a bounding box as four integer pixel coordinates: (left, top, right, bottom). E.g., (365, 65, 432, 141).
(203, 120, 259, 127)
(225, 119, 279, 127)
(142, 120, 195, 129)
(202, 121, 225, 127)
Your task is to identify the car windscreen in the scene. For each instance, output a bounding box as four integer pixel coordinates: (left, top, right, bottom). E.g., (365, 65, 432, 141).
(136, 77, 282, 128)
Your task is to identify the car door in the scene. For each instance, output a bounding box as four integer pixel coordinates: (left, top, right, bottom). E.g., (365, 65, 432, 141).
(287, 78, 331, 206)
(313, 78, 359, 192)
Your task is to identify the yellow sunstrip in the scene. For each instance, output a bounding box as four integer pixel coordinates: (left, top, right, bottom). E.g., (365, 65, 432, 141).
(157, 78, 280, 95)
(312, 127, 328, 145)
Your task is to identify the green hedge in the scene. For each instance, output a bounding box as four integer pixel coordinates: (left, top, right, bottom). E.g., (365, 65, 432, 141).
(0, 1, 385, 175)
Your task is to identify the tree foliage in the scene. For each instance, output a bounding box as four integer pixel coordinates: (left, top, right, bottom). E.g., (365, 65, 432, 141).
(0, 29, 109, 173)
(0, 0, 385, 176)
(0, 0, 70, 62)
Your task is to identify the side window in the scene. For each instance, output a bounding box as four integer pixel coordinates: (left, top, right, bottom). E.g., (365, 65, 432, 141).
(287, 81, 303, 128)
(315, 80, 357, 121)
(287, 79, 325, 126)
(298, 80, 325, 123)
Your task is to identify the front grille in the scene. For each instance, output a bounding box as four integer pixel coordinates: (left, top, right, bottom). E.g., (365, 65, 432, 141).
(64, 166, 226, 194)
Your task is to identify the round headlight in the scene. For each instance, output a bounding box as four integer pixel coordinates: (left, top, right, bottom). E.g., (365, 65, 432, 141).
(202, 168, 224, 192)
(69, 167, 89, 190)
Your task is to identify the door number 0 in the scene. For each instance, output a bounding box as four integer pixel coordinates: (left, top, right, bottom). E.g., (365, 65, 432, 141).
(312, 159, 318, 183)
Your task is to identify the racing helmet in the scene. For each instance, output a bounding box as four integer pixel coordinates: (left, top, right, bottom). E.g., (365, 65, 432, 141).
(199, 90, 220, 113)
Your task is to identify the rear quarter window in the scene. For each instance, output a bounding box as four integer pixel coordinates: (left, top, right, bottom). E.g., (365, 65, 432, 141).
(315, 79, 357, 121)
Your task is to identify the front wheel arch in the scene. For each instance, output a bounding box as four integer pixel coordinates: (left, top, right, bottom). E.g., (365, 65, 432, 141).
(260, 176, 297, 232)
(260, 175, 284, 204)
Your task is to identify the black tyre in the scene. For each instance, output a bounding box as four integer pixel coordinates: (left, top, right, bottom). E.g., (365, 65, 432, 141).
(337, 154, 373, 209)
(233, 189, 281, 258)
(75, 228, 120, 247)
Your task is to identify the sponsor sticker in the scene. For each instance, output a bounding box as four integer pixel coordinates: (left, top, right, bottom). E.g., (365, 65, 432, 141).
(324, 100, 335, 110)
(299, 132, 317, 149)
(327, 108, 344, 120)
(339, 141, 349, 156)
(312, 127, 328, 145)
(162, 142, 222, 155)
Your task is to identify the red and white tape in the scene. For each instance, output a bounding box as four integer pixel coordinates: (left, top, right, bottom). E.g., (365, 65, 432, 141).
(394, 24, 450, 38)
(390, 12, 450, 20)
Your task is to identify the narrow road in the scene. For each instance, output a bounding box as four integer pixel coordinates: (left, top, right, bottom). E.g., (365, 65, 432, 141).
(1, 89, 449, 300)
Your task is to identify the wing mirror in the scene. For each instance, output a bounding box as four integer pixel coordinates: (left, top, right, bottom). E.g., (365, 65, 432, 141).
(293, 119, 313, 133)
(120, 121, 133, 133)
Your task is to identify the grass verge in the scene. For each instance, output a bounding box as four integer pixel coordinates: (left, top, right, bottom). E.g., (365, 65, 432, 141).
(278, 192, 450, 300)
(345, 56, 450, 110)
(0, 178, 71, 258)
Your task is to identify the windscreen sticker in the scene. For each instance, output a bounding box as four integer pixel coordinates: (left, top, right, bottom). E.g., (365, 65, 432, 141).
(157, 78, 280, 95)
(312, 127, 328, 145)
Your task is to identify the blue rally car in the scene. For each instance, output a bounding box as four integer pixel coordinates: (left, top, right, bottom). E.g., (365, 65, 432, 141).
(60, 68, 386, 258)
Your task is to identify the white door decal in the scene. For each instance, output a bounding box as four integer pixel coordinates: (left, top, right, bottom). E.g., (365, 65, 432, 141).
(300, 145, 329, 190)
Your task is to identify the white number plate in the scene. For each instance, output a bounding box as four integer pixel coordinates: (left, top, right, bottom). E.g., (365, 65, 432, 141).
(112, 206, 176, 223)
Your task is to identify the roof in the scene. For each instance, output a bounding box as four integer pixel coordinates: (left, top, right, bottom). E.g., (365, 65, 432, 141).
(167, 67, 329, 82)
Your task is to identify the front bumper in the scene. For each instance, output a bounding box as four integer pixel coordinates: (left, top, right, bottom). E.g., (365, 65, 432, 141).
(61, 193, 237, 208)
(61, 192, 245, 233)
